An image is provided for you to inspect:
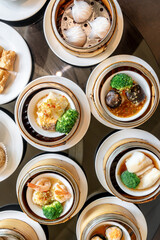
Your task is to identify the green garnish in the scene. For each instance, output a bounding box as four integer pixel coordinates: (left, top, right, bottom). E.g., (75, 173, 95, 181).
(55, 109, 79, 134)
(110, 73, 133, 91)
(121, 170, 140, 189)
(42, 201, 63, 220)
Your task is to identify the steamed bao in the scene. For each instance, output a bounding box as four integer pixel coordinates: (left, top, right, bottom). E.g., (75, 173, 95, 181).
(116, 150, 160, 196)
(64, 0, 111, 47)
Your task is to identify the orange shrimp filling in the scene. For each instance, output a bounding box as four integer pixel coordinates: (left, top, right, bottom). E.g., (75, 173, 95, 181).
(108, 229, 121, 239)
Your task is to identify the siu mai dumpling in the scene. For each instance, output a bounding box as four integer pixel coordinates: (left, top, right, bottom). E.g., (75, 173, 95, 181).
(126, 151, 152, 173)
(137, 168, 160, 189)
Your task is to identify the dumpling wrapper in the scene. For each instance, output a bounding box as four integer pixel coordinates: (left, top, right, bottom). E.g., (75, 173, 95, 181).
(126, 151, 152, 173)
(137, 168, 160, 189)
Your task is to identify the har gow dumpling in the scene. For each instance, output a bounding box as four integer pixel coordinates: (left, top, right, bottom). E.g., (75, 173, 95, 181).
(137, 168, 160, 189)
(72, 0, 92, 23)
(64, 26, 87, 47)
(89, 17, 111, 39)
(125, 151, 152, 173)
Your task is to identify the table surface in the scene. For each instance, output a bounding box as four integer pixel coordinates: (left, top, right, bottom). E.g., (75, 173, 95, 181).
(0, 1, 160, 240)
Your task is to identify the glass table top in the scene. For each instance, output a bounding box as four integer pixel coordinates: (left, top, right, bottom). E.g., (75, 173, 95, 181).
(0, 2, 160, 240)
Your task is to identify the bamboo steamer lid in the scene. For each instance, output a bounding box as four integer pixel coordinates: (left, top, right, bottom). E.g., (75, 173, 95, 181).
(0, 219, 39, 240)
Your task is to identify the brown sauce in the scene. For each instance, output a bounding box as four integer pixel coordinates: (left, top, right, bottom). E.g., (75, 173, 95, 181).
(107, 93, 146, 118)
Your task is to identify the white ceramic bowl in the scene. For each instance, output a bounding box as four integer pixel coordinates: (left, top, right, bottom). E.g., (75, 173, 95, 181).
(100, 70, 151, 121)
(26, 172, 74, 219)
(27, 89, 76, 138)
(116, 149, 160, 197)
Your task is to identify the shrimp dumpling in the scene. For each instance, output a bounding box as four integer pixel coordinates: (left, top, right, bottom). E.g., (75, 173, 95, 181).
(72, 0, 92, 23)
(89, 17, 111, 39)
(51, 183, 72, 203)
(137, 168, 160, 189)
(64, 26, 87, 47)
(126, 151, 152, 173)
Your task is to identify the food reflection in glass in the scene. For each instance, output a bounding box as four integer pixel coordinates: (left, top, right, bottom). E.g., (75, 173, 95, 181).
(105, 73, 146, 118)
(26, 173, 73, 220)
(35, 91, 79, 134)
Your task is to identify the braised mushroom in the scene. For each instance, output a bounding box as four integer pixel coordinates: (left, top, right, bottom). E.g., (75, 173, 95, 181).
(126, 84, 145, 104)
(105, 89, 122, 108)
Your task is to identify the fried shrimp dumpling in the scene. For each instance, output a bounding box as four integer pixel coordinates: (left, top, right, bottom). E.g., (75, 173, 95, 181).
(105, 226, 123, 240)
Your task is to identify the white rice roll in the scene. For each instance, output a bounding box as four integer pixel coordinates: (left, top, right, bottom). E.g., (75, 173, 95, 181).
(136, 164, 154, 176)
(105, 226, 123, 240)
(137, 168, 160, 189)
(126, 151, 152, 173)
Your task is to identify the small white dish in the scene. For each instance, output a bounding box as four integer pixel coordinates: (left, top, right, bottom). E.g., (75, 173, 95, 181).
(100, 70, 151, 121)
(0, 0, 47, 22)
(0, 109, 23, 182)
(0, 22, 32, 105)
(43, 0, 123, 67)
(115, 149, 160, 197)
(0, 210, 46, 240)
(26, 172, 74, 219)
(16, 153, 88, 218)
(86, 55, 160, 129)
(27, 89, 76, 138)
(76, 196, 147, 240)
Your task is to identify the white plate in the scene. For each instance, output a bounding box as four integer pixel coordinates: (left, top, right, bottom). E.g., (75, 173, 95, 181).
(0, 210, 46, 240)
(27, 89, 76, 138)
(116, 149, 160, 197)
(26, 172, 74, 219)
(0, 109, 23, 182)
(43, 0, 123, 67)
(86, 55, 160, 128)
(0, 0, 47, 22)
(100, 70, 151, 121)
(95, 129, 160, 193)
(16, 153, 88, 217)
(76, 196, 147, 240)
(15, 76, 91, 152)
(0, 22, 32, 105)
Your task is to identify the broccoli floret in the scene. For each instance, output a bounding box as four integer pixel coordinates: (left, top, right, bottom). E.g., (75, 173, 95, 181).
(42, 201, 63, 220)
(56, 109, 79, 134)
(121, 170, 140, 189)
(110, 73, 133, 91)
